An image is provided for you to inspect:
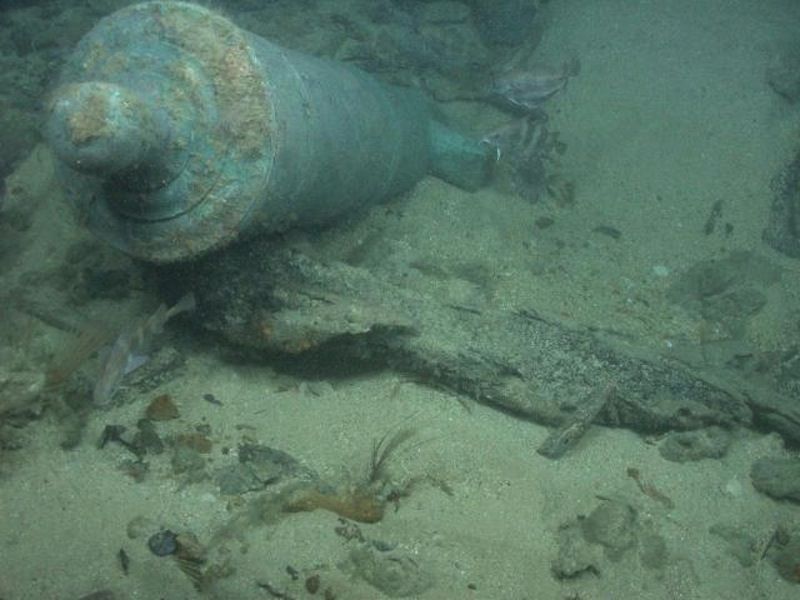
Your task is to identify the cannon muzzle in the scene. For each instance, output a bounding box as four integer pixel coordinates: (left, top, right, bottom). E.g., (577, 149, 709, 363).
(46, 1, 492, 262)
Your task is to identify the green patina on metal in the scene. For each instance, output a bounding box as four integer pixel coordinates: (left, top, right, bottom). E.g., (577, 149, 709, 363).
(46, 1, 491, 262)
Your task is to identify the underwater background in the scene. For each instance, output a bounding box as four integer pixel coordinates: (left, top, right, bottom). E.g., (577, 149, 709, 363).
(2, 0, 800, 598)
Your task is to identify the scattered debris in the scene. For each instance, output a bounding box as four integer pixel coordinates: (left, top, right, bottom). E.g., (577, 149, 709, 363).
(145, 393, 179, 421)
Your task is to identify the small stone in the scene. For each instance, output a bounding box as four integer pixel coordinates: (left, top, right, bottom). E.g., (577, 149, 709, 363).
(145, 394, 179, 421)
(133, 419, 164, 455)
(658, 427, 731, 462)
(305, 573, 320, 594)
(238, 442, 312, 482)
(147, 529, 178, 556)
(176, 432, 213, 453)
(214, 463, 266, 495)
(349, 542, 434, 597)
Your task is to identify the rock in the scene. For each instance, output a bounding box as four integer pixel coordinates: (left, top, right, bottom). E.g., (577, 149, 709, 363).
(214, 463, 266, 495)
(147, 529, 178, 556)
(750, 457, 800, 502)
(554, 501, 667, 578)
(238, 443, 312, 482)
(551, 521, 601, 579)
(580, 499, 638, 561)
(132, 419, 164, 455)
(145, 393, 179, 421)
(215, 443, 314, 495)
(349, 541, 434, 597)
(658, 427, 731, 462)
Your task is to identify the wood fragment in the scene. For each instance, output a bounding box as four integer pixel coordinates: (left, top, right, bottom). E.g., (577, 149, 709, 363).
(537, 385, 614, 459)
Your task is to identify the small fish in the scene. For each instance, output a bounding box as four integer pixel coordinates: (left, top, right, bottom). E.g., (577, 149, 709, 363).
(93, 292, 196, 405)
(490, 57, 581, 113)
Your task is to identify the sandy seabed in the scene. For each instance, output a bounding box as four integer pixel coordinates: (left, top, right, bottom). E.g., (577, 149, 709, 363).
(2, 0, 800, 598)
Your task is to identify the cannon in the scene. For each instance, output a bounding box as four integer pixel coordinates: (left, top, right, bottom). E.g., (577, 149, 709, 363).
(46, 1, 492, 262)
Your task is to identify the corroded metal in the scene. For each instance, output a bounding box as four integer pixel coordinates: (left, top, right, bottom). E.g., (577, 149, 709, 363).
(47, 1, 491, 262)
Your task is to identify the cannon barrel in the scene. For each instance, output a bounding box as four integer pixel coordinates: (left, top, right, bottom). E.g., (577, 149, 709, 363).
(45, 1, 491, 262)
